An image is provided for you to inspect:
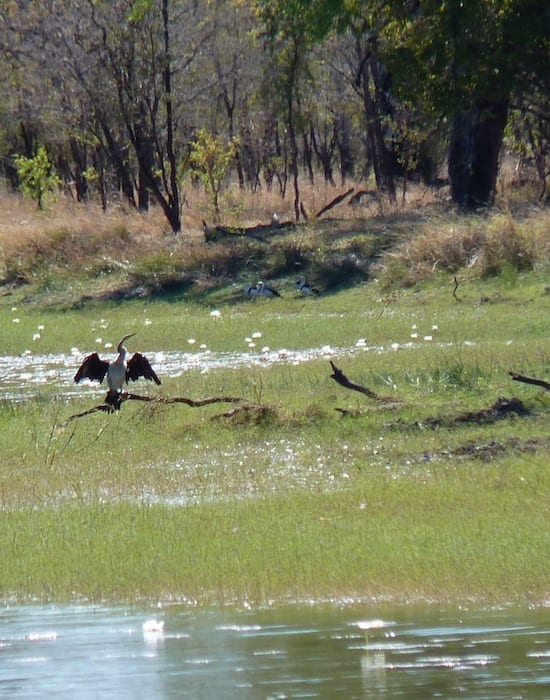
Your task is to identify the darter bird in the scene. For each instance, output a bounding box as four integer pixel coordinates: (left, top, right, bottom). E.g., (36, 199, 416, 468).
(74, 333, 161, 409)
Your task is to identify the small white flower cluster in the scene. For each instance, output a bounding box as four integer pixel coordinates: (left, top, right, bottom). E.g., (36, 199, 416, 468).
(410, 323, 439, 342)
(245, 330, 263, 349)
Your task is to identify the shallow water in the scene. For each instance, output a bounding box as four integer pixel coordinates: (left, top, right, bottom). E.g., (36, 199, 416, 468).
(1, 603, 548, 698)
(0, 345, 347, 402)
(0, 336, 440, 403)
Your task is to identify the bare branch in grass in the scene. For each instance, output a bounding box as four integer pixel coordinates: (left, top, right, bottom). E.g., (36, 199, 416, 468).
(66, 391, 248, 422)
(329, 360, 398, 404)
(453, 276, 461, 302)
(509, 372, 550, 390)
(315, 188, 355, 218)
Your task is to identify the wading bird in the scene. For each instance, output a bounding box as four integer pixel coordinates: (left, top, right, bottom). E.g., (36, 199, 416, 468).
(74, 333, 161, 409)
(296, 277, 320, 296)
(256, 280, 281, 298)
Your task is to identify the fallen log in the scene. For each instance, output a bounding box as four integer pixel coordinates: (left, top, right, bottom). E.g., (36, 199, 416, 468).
(509, 372, 550, 390)
(315, 188, 355, 218)
(203, 219, 294, 243)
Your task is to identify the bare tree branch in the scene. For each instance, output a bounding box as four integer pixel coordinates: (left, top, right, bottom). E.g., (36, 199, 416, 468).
(509, 372, 550, 390)
(66, 391, 247, 421)
(329, 360, 381, 399)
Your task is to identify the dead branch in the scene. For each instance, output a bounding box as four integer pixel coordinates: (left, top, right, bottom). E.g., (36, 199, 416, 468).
(453, 276, 461, 302)
(66, 404, 115, 420)
(509, 372, 550, 390)
(124, 392, 245, 407)
(329, 360, 381, 400)
(66, 391, 247, 421)
(315, 188, 355, 218)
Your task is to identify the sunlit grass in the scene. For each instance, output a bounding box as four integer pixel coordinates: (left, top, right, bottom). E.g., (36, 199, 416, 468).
(1, 194, 549, 606)
(1, 456, 547, 604)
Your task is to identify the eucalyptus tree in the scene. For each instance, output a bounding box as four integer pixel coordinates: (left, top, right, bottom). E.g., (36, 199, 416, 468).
(196, 0, 262, 190)
(72, 0, 184, 231)
(383, 0, 550, 208)
(255, 0, 340, 219)
(256, 0, 401, 205)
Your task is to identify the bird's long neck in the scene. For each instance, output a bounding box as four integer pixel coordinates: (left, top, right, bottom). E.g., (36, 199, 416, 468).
(115, 334, 135, 365)
(115, 345, 127, 365)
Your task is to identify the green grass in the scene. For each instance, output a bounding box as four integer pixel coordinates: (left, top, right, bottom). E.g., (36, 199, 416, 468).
(1, 459, 547, 604)
(1, 238, 549, 606)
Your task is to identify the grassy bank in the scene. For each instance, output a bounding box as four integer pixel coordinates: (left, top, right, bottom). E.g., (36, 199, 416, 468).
(0, 193, 549, 605)
(1, 459, 548, 605)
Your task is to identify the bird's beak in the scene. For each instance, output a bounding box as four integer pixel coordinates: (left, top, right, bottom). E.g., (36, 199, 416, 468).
(120, 332, 136, 345)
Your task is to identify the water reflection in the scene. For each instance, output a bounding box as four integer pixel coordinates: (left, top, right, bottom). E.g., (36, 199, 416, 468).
(1, 603, 548, 698)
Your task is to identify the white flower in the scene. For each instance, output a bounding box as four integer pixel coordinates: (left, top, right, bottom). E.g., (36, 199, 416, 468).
(188, 338, 196, 345)
(355, 619, 385, 631)
(252, 331, 262, 338)
(210, 309, 222, 318)
(33, 333, 41, 341)
(12, 318, 20, 323)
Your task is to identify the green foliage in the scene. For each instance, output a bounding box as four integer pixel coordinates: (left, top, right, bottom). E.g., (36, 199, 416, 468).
(0, 262, 549, 603)
(189, 129, 239, 221)
(13, 146, 61, 209)
(382, 0, 550, 117)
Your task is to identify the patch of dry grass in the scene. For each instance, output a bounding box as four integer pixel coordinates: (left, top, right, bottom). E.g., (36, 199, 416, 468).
(0, 192, 170, 283)
(1, 180, 548, 299)
(374, 206, 550, 287)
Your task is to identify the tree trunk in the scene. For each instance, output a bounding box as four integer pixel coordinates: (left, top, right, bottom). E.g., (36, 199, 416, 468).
(449, 100, 508, 209)
(358, 55, 396, 203)
(99, 115, 136, 208)
(335, 113, 354, 184)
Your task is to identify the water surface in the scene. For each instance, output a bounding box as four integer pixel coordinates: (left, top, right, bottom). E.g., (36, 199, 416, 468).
(1, 603, 548, 698)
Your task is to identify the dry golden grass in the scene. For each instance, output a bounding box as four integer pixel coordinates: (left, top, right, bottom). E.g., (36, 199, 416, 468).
(374, 205, 550, 287)
(1, 179, 547, 294)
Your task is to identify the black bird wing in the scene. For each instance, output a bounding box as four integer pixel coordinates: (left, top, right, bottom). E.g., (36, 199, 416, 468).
(74, 353, 109, 384)
(126, 352, 161, 385)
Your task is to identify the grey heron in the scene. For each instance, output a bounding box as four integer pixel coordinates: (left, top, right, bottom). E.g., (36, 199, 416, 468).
(74, 333, 161, 408)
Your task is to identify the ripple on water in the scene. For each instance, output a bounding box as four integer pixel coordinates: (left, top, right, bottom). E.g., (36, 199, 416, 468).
(1, 604, 549, 698)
